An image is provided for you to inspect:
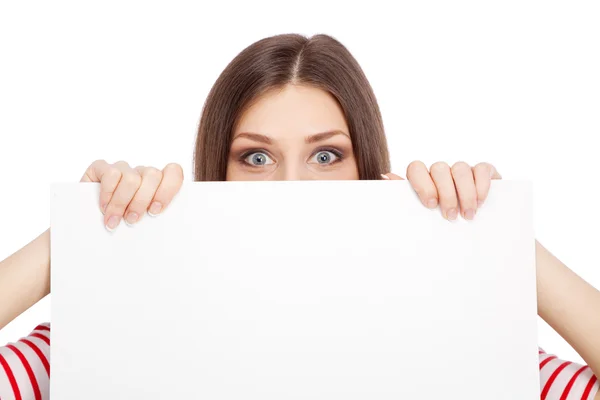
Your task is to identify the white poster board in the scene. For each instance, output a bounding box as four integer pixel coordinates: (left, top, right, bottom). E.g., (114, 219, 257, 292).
(50, 180, 538, 399)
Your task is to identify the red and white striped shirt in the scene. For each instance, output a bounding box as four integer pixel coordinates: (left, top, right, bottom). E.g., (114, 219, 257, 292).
(0, 323, 598, 399)
(0, 323, 50, 400)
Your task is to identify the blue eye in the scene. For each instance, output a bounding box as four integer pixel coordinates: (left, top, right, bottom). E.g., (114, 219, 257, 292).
(309, 150, 340, 165)
(244, 152, 274, 166)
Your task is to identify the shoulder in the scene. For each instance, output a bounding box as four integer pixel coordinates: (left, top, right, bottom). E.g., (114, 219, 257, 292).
(0, 322, 50, 400)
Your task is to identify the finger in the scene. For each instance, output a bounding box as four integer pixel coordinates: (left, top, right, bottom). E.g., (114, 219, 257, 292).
(104, 161, 142, 231)
(451, 161, 477, 220)
(429, 162, 458, 220)
(147, 163, 184, 216)
(472, 163, 502, 207)
(80, 159, 122, 214)
(123, 166, 163, 225)
(406, 161, 439, 209)
(381, 172, 405, 180)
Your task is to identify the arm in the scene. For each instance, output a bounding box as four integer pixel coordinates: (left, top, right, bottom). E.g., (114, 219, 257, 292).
(0, 161, 182, 400)
(0, 160, 183, 331)
(0, 229, 51, 330)
(536, 240, 600, 400)
(392, 161, 600, 399)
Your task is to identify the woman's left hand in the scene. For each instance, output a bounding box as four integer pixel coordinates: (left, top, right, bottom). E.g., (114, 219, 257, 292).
(382, 161, 502, 221)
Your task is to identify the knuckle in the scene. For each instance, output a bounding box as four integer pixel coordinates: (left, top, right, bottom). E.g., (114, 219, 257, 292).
(406, 160, 425, 177)
(160, 180, 180, 193)
(473, 162, 490, 174)
(114, 160, 130, 168)
(105, 167, 122, 181)
(107, 197, 128, 211)
(411, 185, 424, 196)
(464, 199, 478, 209)
(122, 171, 142, 187)
(407, 160, 425, 171)
(164, 163, 184, 180)
(144, 167, 163, 181)
(415, 188, 433, 200)
(126, 199, 147, 212)
(451, 161, 470, 172)
(422, 188, 438, 199)
(451, 162, 472, 177)
(439, 195, 458, 208)
(430, 161, 449, 173)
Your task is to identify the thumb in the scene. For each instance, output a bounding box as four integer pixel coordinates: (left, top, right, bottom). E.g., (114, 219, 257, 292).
(381, 172, 405, 180)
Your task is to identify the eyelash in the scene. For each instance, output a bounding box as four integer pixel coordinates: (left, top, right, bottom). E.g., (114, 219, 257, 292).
(313, 147, 344, 165)
(238, 149, 273, 168)
(238, 147, 345, 167)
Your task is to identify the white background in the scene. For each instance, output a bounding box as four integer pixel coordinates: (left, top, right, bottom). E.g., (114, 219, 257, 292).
(0, 1, 599, 365)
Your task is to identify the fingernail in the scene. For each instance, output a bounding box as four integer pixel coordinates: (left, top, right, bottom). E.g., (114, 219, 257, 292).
(427, 198, 438, 209)
(447, 208, 458, 220)
(148, 202, 162, 216)
(125, 212, 139, 225)
(464, 209, 476, 220)
(381, 174, 390, 180)
(477, 200, 484, 208)
(106, 215, 121, 231)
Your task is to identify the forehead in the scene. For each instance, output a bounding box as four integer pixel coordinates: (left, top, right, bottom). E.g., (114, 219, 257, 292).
(234, 84, 349, 138)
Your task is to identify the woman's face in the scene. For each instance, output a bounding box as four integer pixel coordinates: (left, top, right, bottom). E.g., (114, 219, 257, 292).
(227, 84, 359, 181)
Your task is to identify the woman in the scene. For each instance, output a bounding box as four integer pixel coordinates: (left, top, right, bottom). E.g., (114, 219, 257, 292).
(1, 33, 599, 399)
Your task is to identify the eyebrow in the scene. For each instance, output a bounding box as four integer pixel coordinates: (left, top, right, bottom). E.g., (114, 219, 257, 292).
(305, 130, 350, 144)
(233, 132, 273, 144)
(233, 130, 350, 145)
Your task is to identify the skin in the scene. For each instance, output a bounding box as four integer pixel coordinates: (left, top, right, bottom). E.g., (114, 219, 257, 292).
(227, 85, 359, 181)
(1, 83, 600, 398)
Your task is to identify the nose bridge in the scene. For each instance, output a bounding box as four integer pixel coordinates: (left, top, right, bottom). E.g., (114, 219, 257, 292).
(277, 157, 311, 181)
(280, 164, 308, 181)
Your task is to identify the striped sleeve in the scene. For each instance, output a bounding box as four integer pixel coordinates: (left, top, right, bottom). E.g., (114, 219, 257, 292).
(0, 323, 50, 400)
(1, 329, 597, 400)
(539, 347, 599, 399)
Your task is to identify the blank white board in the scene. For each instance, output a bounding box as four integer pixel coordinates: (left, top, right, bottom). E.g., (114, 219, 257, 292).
(50, 180, 538, 399)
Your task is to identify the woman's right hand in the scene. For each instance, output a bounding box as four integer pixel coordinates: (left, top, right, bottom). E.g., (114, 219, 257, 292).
(80, 160, 184, 231)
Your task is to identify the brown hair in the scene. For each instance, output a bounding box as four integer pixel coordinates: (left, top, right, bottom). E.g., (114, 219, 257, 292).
(193, 33, 390, 181)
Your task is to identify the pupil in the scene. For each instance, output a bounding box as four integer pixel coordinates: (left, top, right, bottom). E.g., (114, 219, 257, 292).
(253, 154, 265, 165)
(318, 152, 330, 163)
